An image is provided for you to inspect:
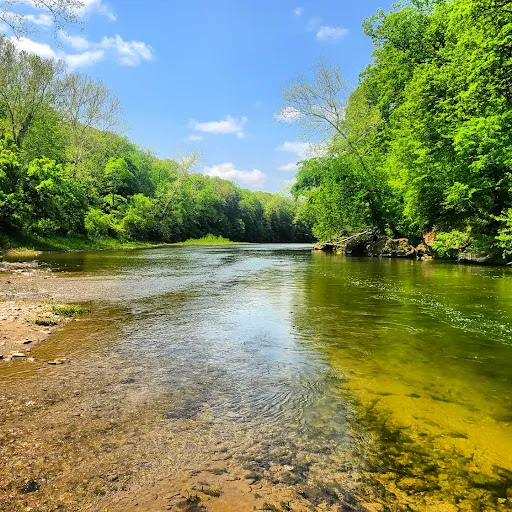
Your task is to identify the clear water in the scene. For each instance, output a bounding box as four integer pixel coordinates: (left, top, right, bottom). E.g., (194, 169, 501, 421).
(2, 245, 512, 511)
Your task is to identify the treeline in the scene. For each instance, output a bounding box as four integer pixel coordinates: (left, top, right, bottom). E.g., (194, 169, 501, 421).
(286, 0, 512, 257)
(0, 37, 312, 247)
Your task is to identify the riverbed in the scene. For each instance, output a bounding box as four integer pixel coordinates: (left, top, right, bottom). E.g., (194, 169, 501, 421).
(1, 245, 512, 511)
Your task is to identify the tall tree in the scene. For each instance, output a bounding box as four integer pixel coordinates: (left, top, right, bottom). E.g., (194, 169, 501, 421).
(0, 38, 64, 148)
(58, 73, 121, 173)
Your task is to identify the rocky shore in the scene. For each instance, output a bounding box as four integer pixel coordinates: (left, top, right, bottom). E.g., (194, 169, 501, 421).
(313, 230, 509, 265)
(0, 261, 86, 364)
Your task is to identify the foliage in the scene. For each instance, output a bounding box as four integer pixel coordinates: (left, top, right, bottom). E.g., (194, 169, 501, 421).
(51, 303, 89, 317)
(431, 230, 471, 259)
(495, 209, 512, 257)
(0, 36, 313, 248)
(285, 0, 512, 260)
(183, 234, 239, 245)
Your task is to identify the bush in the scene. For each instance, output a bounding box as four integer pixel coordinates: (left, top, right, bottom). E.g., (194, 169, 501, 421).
(495, 209, 512, 257)
(85, 208, 113, 239)
(431, 230, 471, 259)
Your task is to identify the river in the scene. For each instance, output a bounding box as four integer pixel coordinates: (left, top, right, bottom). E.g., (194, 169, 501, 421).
(1, 244, 512, 511)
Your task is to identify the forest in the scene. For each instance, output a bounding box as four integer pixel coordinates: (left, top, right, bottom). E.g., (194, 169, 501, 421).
(284, 0, 512, 259)
(0, 37, 311, 248)
(1, 0, 512, 257)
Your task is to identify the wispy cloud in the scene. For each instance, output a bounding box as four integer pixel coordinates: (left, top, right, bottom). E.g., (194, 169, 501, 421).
(78, 0, 116, 21)
(24, 13, 53, 27)
(187, 134, 203, 142)
(305, 16, 349, 43)
(58, 31, 153, 67)
(65, 50, 105, 68)
(279, 162, 298, 172)
(193, 115, 247, 139)
(203, 163, 265, 188)
(276, 141, 323, 159)
(274, 106, 302, 123)
(294, 7, 303, 17)
(316, 26, 349, 42)
(9, 31, 153, 69)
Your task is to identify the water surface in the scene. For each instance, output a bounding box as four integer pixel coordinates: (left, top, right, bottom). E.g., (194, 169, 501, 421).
(1, 245, 512, 511)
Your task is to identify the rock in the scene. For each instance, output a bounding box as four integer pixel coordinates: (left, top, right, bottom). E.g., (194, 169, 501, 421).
(458, 251, 507, 266)
(23, 339, 32, 345)
(21, 480, 39, 493)
(415, 243, 431, 259)
(424, 230, 437, 248)
(381, 238, 416, 258)
(27, 357, 36, 362)
(313, 241, 342, 252)
(47, 358, 67, 365)
(11, 352, 26, 358)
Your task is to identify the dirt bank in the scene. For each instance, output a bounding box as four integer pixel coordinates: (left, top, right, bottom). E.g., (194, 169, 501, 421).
(0, 262, 85, 364)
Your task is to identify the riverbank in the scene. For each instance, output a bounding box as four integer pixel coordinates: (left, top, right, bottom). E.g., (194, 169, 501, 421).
(0, 264, 89, 363)
(0, 234, 249, 257)
(314, 230, 511, 266)
(0, 234, 178, 256)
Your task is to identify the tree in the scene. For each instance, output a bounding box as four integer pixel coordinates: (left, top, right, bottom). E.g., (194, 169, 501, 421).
(0, 38, 64, 149)
(102, 157, 132, 208)
(279, 62, 389, 230)
(58, 73, 121, 173)
(0, 0, 83, 36)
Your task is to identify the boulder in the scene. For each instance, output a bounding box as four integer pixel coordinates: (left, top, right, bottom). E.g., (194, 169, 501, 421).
(458, 251, 507, 266)
(313, 241, 341, 252)
(380, 238, 416, 258)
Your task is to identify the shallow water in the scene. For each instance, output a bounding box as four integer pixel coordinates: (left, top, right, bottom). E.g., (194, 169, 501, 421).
(1, 245, 512, 511)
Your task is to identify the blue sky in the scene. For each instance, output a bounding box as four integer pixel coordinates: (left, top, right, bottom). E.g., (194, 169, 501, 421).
(5, 0, 395, 192)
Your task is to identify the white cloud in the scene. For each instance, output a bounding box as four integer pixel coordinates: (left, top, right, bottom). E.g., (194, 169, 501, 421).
(65, 50, 105, 68)
(277, 141, 323, 159)
(187, 134, 203, 142)
(203, 163, 266, 188)
(316, 26, 349, 42)
(274, 106, 302, 123)
(282, 178, 296, 188)
(193, 115, 247, 139)
(100, 35, 153, 66)
(59, 32, 91, 51)
(294, 7, 303, 16)
(10, 36, 57, 59)
(24, 13, 53, 27)
(78, 0, 116, 21)
(58, 31, 153, 67)
(279, 162, 298, 172)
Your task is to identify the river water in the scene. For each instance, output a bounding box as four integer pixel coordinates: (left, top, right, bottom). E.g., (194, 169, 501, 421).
(1, 244, 512, 511)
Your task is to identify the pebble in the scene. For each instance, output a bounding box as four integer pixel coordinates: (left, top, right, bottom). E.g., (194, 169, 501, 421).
(48, 358, 67, 365)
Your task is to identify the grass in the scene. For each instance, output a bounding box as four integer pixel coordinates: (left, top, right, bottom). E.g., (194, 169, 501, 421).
(30, 302, 90, 326)
(0, 234, 163, 254)
(34, 316, 59, 326)
(182, 234, 242, 246)
(51, 304, 90, 317)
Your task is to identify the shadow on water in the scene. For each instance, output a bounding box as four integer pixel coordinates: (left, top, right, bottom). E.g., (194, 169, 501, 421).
(2, 245, 512, 510)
